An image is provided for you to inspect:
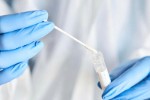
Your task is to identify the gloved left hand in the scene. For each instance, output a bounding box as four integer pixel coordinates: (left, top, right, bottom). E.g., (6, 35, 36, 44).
(0, 10, 54, 85)
(99, 56, 150, 100)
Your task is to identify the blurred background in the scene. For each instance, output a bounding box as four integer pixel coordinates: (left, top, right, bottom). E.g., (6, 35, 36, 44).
(0, 0, 150, 100)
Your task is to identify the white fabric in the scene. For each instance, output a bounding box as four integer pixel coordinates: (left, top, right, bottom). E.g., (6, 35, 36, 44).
(0, 0, 150, 100)
(0, 0, 12, 15)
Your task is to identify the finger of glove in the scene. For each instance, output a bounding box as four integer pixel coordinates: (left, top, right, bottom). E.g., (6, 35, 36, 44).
(112, 75, 150, 100)
(0, 21, 54, 50)
(98, 59, 139, 90)
(97, 60, 137, 89)
(110, 59, 139, 81)
(0, 41, 43, 68)
(0, 10, 48, 33)
(102, 56, 150, 99)
(0, 61, 28, 85)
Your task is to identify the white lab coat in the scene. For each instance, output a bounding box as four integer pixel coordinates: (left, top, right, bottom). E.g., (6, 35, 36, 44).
(0, 0, 150, 100)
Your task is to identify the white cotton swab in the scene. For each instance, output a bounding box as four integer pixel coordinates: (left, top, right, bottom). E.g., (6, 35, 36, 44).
(54, 25, 111, 90)
(54, 26, 98, 54)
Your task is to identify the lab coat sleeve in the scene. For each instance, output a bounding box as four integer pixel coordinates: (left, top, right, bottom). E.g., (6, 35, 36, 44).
(12, 0, 38, 13)
(130, 35, 150, 59)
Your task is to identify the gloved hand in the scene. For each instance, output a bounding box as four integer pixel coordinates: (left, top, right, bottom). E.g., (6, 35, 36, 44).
(100, 56, 150, 100)
(0, 10, 54, 85)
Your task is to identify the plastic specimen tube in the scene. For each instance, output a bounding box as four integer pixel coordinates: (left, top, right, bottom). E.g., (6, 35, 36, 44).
(54, 25, 111, 90)
(92, 52, 111, 90)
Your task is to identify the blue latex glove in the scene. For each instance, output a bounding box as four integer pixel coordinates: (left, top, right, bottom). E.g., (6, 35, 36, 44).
(101, 56, 150, 100)
(0, 10, 54, 85)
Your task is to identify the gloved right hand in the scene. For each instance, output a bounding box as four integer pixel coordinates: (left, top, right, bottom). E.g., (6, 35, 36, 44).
(101, 57, 150, 100)
(0, 10, 54, 85)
